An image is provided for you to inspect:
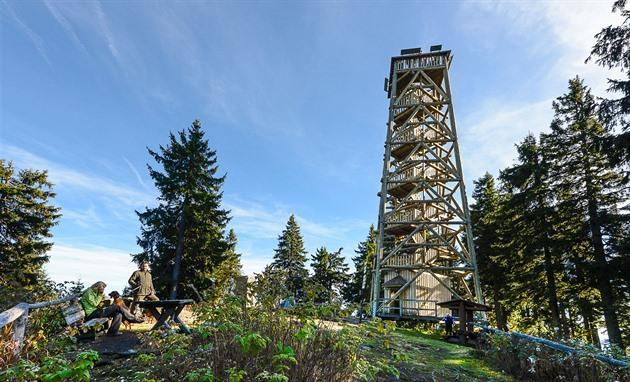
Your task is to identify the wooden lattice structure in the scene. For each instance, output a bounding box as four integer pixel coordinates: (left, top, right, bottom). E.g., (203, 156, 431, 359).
(371, 46, 482, 320)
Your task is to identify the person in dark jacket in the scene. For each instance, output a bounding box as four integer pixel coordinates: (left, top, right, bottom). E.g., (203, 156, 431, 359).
(128, 261, 159, 315)
(444, 313, 455, 336)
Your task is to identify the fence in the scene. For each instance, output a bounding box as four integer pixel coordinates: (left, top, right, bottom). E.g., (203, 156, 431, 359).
(0, 295, 77, 356)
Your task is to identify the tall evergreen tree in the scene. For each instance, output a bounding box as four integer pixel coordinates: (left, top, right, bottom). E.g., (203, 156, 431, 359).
(344, 225, 377, 305)
(470, 173, 510, 330)
(271, 215, 308, 295)
(588, 0, 630, 163)
(310, 247, 349, 303)
(542, 77, 627, 348)
(133, 120, 230, 299)
(0, 160, 61, 309)
(500, 135, 566, 337)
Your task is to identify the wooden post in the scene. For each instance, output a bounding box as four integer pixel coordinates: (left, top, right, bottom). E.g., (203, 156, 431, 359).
(12, 306, 29, 355)
(0, 303, 29, 355)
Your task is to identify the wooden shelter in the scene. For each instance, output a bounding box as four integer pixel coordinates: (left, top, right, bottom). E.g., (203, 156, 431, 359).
(437, 299, 491, 333)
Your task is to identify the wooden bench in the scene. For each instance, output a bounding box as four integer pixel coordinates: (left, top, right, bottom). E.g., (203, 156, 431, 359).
(62, 300, 109, 340)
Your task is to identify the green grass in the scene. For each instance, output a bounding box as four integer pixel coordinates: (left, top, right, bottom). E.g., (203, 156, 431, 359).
(362, 328, 516, 382)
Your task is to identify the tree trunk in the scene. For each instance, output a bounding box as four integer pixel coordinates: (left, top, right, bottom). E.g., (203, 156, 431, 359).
(170, 205, 187, 300)
(492, 285, 507, 331)
(579, 301, 601, 348)
(585, 182, 623, 348)
(542, 243, 563, 337)
(533, 162, 563, 338)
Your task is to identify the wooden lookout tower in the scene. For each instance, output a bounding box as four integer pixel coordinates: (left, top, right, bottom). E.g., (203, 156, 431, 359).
(371, 46, 483, 321)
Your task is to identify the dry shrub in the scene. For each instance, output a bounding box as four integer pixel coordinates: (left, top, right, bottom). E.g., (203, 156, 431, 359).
(0, 325, 19, 370)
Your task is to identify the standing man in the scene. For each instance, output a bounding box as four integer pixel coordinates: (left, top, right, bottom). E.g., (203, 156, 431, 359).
(128, 260, 159, 316)
(444, 313, 454, 337)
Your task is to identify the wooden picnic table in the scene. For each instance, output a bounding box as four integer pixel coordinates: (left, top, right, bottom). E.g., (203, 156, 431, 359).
(138, 299, 194, 334)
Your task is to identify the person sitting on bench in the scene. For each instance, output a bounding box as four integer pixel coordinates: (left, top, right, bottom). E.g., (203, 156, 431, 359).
(80, 281, 143, 336)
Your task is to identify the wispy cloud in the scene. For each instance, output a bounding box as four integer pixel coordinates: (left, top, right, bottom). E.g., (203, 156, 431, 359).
(90, 0, 120, 65)
(45, 243, 137, 292)
(2, 144, 154, 207)
(225, 195, 370, 275)
(226, 195, 369, 242)
(62, 206, 106, 229)
(456, 0, 621, 187)
(1, 1, 51, 65)
(461, 98, 553, 183)
(123, 156, 148, 189)
(42, 0, 88, 55)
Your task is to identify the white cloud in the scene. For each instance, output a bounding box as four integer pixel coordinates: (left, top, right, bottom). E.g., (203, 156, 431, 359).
(457, 0, 623, 187)
(226, 195, 369, 242)
(225, 195, 370, 275)
(62, 206, 106, 228)
(2, 144, 154, 207)
(122, 156, 148, 189)
(1, 1, 51, 64)
(45, 243, 137, 293)
(42, 0, 88, 55)
(460, 98, 554, 183)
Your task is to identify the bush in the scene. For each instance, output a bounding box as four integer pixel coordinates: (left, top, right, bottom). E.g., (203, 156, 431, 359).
(0, 350, 99, 382)
(100, 297, 397, 381)
(478, 332, 630, 382)
(130, 298, 356, 381)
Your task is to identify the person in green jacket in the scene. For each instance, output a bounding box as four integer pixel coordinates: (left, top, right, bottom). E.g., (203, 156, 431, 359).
(128, 261, 159, 316)
(80, 281, 142, 336)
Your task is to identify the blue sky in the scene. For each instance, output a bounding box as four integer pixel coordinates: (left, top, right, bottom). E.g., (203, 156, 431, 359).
(1, 1, 623, 292)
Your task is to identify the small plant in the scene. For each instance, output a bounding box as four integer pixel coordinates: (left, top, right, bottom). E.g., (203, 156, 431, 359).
(136, 353, 157, 365)
(185, 367, 215, 382)
(1, 350, 99, 382)
(227, 367, 247, 382)
(236, 332, 269, 356)
(271, 341, 297, 374)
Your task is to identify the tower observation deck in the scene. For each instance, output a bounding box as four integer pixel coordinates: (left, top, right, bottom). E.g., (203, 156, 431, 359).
(371, 46, 483, 320)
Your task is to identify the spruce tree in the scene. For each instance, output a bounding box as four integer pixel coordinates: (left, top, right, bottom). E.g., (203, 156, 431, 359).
(500, 135, 566, 337)
(344, 225, 377, 304)
(211, 229, 242, 298)
(254, 263, 289, 307)
(310, 247, 350, 303)
(0, 160, 61, 309)
(542, 77, 627, 348)
(133, 120, 230, 299)
(271, 215, 308, 295)
(470, 173, 510, 330)
(588, 0, 630, 163)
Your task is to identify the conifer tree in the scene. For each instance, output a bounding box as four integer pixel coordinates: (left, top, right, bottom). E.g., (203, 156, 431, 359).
(211, 229, 242, 298)
(254, 263, 289, 307)
(344, 225, 377, 304)
(542, 77, 627, 348)
(470, 173, 510, 330)
(500, 135, 566, 337)
(0, 160, 61, 309)
(271, 215, 308, 295)
(133, 120, 230, 299)
(588, 0, 630, 163)
(310, 247, 349, 303)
